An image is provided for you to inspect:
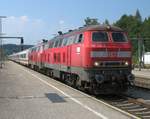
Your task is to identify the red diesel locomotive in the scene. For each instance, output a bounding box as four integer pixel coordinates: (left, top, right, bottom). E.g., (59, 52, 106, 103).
(11, 25, 134, 94)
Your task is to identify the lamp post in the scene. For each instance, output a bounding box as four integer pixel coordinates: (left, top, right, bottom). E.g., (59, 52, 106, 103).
(0, 16, 6, 68)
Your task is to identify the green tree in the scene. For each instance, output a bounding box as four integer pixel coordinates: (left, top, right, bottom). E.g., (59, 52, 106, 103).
(115, 15, 141, 37)
(135, 9, 142, 22)
(84, 17, 100, 26)
(141, 17, 150, 52)
(103, 19, 110, 25)
(114, 12, 143, 63)
(141, 17, 150, 37)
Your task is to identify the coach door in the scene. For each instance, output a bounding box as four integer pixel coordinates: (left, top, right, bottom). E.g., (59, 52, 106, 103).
(66, 35, 76, 70)
(71, 34, 83, 67)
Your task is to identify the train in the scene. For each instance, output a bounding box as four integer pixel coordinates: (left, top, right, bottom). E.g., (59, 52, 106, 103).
(9, 25, 134, 94)
(9, 49, 29, 66)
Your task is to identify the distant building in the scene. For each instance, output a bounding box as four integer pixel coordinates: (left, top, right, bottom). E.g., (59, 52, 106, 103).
(144, 52, 150, 64)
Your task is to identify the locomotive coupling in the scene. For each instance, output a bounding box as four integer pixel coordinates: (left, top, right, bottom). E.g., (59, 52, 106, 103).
(95, 74, 105, 84)
(127, 74, 135, 86)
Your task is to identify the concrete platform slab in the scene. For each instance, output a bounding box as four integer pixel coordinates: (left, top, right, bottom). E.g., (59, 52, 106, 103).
(133, 69, 150, 89)
(0, 61, 137, 119)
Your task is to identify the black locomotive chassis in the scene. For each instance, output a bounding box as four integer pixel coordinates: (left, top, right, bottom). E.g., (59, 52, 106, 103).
(29, 62, 134, 94)
(83, 67, 134, 94)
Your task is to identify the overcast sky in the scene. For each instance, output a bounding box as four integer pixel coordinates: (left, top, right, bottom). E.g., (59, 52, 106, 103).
(0, 0, 150, 45)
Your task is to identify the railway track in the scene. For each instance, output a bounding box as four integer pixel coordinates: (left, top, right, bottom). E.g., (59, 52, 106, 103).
(96, 94, 150, 119)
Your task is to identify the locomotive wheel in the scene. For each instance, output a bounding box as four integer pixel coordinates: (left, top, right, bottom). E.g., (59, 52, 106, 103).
(89, 82, 99, 95)
(70, 74, 77, 88)
(49, 71, 53, 78)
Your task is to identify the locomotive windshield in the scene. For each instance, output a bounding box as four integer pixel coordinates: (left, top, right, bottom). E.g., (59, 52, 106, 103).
(112, 32, 128, 42)
(92, 32, 108, 42)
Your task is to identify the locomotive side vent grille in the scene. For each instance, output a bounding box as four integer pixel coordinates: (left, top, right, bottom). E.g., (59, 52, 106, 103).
(105, 62, 120, 66)
(98, 61, 127, 67)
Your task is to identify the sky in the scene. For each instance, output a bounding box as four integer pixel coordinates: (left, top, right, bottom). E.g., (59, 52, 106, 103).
(0, 0, 150, 45)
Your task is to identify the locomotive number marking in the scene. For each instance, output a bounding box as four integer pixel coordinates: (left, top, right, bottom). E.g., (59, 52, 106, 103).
(76, 47, 80, 54)
(108, 52, 117, 57)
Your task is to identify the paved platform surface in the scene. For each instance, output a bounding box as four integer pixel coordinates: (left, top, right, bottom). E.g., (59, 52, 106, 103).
(133, 69, 150, 89)
(0, 61, 135, 119)
(133, 68, 150, 79)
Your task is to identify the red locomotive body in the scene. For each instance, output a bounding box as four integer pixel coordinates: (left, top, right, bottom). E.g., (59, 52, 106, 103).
(14, 25, 134, 94)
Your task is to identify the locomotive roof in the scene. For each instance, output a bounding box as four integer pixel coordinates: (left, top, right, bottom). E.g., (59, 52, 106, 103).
(46, 25, 124, 44)
(31, 25, 124, 46)
(11, 25, 124, 53)
(57, 25, 124, 37)
(78, 25, 124, 32)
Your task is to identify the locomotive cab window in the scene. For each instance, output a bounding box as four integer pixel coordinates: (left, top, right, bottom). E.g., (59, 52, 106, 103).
(112, 32, 128, 42)
(92, 32, 108, 42)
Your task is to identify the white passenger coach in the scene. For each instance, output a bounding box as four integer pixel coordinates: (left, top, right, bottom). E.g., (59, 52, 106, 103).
(9, 49, 29, 66)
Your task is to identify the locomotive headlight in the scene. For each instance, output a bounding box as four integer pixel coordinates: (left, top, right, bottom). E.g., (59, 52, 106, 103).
(94, 62, 99, 66)
(125, 61, 129, 66)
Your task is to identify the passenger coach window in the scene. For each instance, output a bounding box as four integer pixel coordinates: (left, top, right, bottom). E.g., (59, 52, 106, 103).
(75, 34, 83, 43)
(44, 44, 49, 49)
(92, 32, 108, 42)
(37, 47, 40, 52)
(58, 38, 63, 47)
(54, 40, 59, 47)
(66, 36, 76, 45)
(49, 42, 54, 48)
(112, 32, 127, 42)
(62, 38, 68, 46)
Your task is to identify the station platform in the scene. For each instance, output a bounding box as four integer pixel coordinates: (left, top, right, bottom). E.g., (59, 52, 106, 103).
(0, 61, 134, 119)
(133, 68, 150, 89)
